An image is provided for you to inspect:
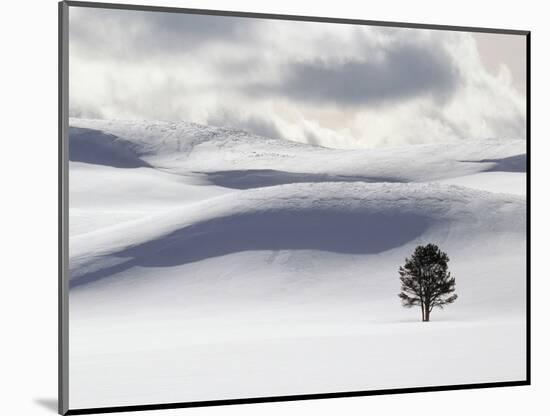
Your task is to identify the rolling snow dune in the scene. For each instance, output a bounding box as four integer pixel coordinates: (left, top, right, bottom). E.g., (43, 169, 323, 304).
(68, 182, 524, 288)
(69, 119, 525, 182)
(68, 118, 527, 409)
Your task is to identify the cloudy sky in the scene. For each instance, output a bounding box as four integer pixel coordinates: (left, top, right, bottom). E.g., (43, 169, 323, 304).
(68, 6, 527, 149)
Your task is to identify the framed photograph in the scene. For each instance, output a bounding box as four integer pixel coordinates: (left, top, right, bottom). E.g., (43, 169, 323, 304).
(59, 1, 530, 414)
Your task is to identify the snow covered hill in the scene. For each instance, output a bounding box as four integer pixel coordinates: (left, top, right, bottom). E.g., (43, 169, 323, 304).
(69, 118, 525, 182)
(68, 118, 527, 409)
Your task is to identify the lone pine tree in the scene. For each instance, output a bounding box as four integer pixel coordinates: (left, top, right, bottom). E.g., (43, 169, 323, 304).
(398, 243, 457, 322)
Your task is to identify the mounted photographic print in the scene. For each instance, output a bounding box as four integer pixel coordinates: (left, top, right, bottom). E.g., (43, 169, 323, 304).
(58, 1, 530, 414)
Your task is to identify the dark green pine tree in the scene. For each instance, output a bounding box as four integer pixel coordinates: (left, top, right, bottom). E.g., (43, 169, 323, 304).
(398, 243, 457, 322)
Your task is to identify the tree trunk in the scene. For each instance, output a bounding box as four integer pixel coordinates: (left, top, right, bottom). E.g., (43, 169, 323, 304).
(420, 302, 426, 322)
(424, 306, 430, 322)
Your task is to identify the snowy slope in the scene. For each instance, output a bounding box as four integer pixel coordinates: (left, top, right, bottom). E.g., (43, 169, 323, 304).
(68, 118, 527, 409)
(70, 118, 525, 183)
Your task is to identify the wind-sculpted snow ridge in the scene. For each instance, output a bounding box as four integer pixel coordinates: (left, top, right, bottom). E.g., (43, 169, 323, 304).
(69, 117, 313, 163)
(69, 182, 525, 289)
(69, 118, 526, 184)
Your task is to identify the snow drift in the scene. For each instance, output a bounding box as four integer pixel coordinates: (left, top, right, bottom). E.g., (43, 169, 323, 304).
(67, 118, 527, 409)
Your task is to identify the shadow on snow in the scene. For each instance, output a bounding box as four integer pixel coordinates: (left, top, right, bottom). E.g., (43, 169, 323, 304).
(69, 127, 151, 168)
(200, 169, 403, 189)
(70, 209, 430, 289)
(461, 154, 526, 173)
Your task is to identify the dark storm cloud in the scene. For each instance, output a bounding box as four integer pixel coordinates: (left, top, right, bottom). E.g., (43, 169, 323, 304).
(248, 43, 460, 107)
(71, 7, 459, 108)
(70, 7, 256, 59)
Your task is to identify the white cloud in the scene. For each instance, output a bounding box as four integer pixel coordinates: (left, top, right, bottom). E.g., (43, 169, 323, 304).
(68, 6, 526, 149)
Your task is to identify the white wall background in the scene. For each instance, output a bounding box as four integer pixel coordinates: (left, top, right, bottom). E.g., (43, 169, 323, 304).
(0, 0, 546, 415)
